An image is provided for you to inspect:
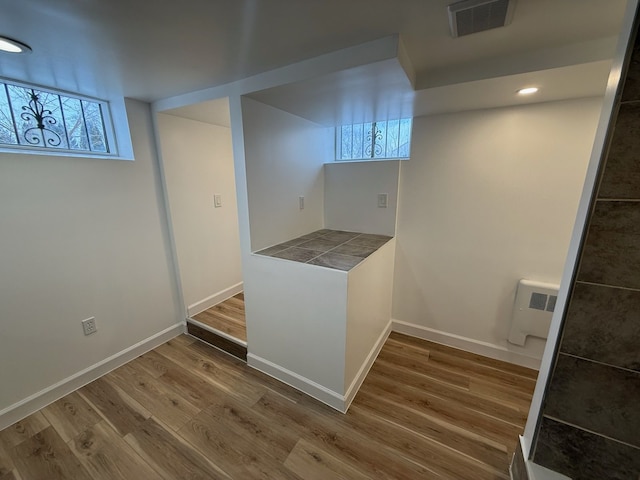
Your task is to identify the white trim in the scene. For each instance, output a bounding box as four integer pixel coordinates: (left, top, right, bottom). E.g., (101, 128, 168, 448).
(187, 318, 248, 347)
(0, 323, 183, 431)
(391, 319, 541, 370)
(343, 320, 392, 411)
(187, 282, 244, 317)
(247, 353, 346, 412)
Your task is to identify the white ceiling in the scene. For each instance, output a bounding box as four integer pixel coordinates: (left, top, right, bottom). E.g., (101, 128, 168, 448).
(245, 57, 613, 126)
(247, 58, 415, 126)
(163, 97, 231, 128)
(0, 0, 628, 107)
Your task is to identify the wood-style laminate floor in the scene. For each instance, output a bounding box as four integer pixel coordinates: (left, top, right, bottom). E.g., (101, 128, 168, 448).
(192, 293, 246, 342)
(0, 331, 537, 480)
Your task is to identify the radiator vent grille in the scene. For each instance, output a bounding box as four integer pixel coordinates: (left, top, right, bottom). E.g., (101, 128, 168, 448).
(448, 0, 515, 37)
(529, 292, 557, 312)
(508, 279, 559, 346)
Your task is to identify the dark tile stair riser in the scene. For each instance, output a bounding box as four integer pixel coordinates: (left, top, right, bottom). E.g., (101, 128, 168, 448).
(561, 282, 640, 371)
(621, 33, 640, 102)
(187, 323, 247, 361)
(534, 417, 640, 480)
(543, 354, 640, 448)
(577, 201, 640, 290)
(598, 103, 640, 199)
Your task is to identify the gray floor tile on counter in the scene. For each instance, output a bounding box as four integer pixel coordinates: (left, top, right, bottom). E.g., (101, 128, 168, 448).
(543, 353, 640, 448)
(534, 417, 640, 480)
(256, 244, 290, 256)
(331, 243, 378, 258)
(347, 234, 392, 249)
(357, 233, 392, 240)
(273, 238, 310, 249)
(321, 231, 361, 243)
(561, 282, 640, 372)
(308, 252, 363, 271)
(254, 229, 393, 272)
(297, 237, 343, 252)
(272, 247, 324, 262)
(295, 231, 326, 241)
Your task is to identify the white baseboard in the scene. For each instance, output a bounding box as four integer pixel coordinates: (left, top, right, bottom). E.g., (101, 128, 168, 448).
(343, 320, 392, 411)
(247, 353, 346, 413)
(392, 319, 541, 370)
(187, 282, 243, 317)
(0, 323, 183, 431)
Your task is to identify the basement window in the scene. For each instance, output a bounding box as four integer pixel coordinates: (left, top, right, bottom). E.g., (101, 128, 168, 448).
(0, 79, 116, 156)
(336, 118, 412, 161)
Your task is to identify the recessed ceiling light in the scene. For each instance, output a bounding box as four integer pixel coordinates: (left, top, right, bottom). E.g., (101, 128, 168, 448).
(0, 36, 32, 54)
(517, 87, 539, 95)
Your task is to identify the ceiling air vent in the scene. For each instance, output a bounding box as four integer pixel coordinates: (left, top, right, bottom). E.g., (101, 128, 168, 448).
(448, 0, 516, 38)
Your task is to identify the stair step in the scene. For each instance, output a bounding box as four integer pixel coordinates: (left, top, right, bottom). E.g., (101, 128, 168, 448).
(186, 321, 247, 361)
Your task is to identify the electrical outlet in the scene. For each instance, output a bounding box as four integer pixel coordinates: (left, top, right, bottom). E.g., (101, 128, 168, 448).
(82, 317, 97, 336)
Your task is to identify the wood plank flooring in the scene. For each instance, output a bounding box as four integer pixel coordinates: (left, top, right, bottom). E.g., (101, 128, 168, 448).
(0, 331, 537, 479)
(192, 293, 246, 342)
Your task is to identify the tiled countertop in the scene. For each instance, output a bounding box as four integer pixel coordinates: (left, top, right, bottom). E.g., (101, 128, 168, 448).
(255, 229, 393, 271)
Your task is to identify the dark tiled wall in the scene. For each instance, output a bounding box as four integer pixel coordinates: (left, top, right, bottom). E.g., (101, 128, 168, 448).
(532, 25, 640, 480)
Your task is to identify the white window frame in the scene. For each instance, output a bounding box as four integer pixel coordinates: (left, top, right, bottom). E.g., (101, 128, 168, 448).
(0, 77, 119, 159)
(335, 118, 412, 162)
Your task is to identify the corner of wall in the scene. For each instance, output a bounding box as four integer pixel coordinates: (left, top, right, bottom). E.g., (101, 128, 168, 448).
(0, 323, 183, 431)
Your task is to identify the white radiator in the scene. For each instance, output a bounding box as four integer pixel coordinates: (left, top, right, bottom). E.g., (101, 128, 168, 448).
(508, 279, 559, 346)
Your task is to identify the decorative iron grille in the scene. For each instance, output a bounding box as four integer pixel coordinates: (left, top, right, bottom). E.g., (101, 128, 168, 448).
(336, 118, 412, 161)
(0, 81, 110, 154)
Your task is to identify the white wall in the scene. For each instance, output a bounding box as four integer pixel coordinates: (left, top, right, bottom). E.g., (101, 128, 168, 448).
(345, 239, 395, 391)
(324, 160, 400, 236)
(157, 113, 242, 314)
(241, 97, 332, 251)
(392, 97, 603, 363)
(245, 256, 348, 399)
(0, 99, 182, 416)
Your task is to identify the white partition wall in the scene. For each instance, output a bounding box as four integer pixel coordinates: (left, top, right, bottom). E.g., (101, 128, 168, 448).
(235, 95, 398, 410)
(156, 112, 243, 316)
(245, 245, 395, 411)
(245, 257, 349, 405)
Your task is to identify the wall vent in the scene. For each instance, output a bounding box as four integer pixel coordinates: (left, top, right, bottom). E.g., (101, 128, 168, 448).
(508, 279, 559, 346)
(448, 0, 516, 38)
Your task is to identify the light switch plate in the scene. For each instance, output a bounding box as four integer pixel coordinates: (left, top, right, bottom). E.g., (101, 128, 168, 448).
(378, 193, 388, 208)
(299, 196, 305, 210)
(214, 194, 222, 208)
